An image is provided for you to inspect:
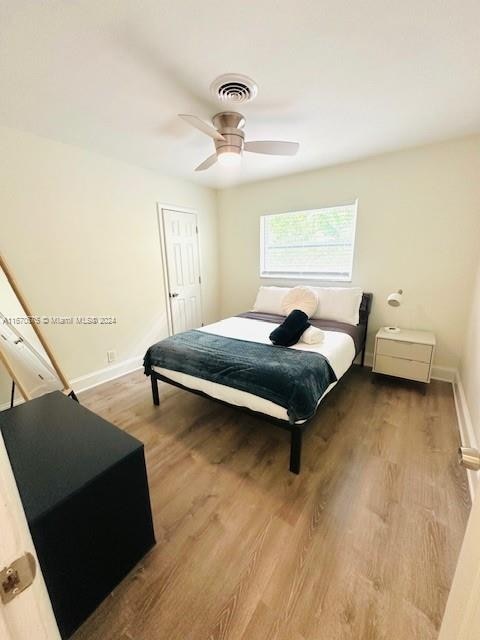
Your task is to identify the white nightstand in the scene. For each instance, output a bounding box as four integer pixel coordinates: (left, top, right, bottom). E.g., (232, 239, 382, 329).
(372, 327, 436, 384)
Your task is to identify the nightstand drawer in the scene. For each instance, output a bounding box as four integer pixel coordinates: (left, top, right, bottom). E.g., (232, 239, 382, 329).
(374, 354, 430, 382)
(376, 338, 432, 363)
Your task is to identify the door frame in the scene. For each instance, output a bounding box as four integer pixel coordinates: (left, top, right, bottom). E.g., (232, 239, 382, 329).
(0, 431, 60, 640)
(156, 203, 204, 336)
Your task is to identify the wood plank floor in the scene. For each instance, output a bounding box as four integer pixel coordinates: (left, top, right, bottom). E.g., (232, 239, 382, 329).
(72, 367, 470, 640)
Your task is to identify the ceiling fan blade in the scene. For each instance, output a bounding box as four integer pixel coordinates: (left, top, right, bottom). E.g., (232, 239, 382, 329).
(179, 114, 225, 141)
(195, 154, 218, 172)
(244, 140, 299, 156)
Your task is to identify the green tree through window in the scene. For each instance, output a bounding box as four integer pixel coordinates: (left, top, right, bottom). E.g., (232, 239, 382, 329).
(260, 203, 357, 280)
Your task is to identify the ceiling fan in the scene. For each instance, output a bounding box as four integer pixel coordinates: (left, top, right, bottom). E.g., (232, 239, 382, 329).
(178, 112, 300, 171)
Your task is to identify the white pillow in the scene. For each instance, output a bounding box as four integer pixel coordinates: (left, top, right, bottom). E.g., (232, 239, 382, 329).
(300, 326, 325, 344)
(281, 286, 318, 318)
(311, 287, 363, 325)
(252, 286, 291, 315)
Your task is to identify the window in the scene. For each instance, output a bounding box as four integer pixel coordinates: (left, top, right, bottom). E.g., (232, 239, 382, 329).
(260, 202, 358, 281)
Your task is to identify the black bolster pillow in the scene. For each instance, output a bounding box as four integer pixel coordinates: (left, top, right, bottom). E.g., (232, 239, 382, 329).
(269, 309, 310, 347)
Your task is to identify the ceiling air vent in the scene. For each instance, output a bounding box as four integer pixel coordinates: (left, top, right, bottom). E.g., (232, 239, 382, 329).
(210, 74, 258, 104)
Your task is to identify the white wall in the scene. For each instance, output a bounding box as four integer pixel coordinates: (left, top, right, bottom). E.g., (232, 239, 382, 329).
(0, 126, 219, 404)
(218, 135, 480, 376)
(459, 254, 480, 446)
(1, 129, 478, 408)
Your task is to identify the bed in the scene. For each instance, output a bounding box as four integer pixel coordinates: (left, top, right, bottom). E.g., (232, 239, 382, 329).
(144, 292, 372, 474)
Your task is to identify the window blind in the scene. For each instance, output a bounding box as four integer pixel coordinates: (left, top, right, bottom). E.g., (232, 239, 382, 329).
(260, 203, 357, 281)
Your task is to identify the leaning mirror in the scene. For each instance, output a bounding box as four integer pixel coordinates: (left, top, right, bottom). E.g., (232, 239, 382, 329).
(0, 255, 71, 409)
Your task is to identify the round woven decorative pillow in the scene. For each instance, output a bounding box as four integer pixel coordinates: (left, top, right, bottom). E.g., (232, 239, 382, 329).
(281, 286, 318, 318)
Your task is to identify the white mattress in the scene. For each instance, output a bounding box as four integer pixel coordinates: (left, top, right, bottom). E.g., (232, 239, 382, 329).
(153, 317, 355, 424)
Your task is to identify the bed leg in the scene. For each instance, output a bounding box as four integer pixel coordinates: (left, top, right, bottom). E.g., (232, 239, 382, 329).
(361, 312, 370, 367)
(150, 375, 160, 406)
(289, 427, 302, 474)
(361, 347, 366, 367)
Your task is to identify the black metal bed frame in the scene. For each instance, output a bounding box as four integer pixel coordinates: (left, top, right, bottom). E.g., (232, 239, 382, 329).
(149, 293, 372, 475)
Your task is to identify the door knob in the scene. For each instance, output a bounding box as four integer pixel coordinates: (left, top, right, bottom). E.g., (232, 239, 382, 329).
(169, 292, 179, 298)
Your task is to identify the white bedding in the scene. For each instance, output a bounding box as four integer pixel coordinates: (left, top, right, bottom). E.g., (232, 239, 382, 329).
(153, 317, 355, 424)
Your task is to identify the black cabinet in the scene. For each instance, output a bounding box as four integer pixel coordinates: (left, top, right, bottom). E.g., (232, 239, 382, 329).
(0, 391, 155, 638)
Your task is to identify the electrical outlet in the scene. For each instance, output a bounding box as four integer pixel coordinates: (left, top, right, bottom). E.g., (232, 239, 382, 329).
(107, 350, 116, 364)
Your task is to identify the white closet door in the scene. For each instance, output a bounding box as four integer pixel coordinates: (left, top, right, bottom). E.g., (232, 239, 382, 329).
(163, 209, 202, 334)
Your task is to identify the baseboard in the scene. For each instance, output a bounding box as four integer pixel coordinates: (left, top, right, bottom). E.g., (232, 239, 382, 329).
(71, 356, 143, 394)
(363, 352, 456, 382)
(0, 357, 143, 411)
(0, 394, 25, 411)
(431, 365, 457, 383)
(453, 373, 478, 499)
(0, 400, 17, 411)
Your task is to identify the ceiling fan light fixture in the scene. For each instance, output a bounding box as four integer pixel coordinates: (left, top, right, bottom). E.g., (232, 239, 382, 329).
(178, 108, 299, 171)
(217, 149, 241, 167)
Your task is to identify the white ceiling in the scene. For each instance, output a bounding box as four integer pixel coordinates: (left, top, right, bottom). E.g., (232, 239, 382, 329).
(1, 0, 479, 189)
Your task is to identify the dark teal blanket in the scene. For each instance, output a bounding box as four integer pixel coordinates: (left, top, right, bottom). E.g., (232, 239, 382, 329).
(144, 330, 336, 423)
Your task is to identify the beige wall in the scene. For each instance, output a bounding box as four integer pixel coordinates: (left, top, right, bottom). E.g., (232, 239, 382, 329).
(218, 135, 480, 374)
(459, 254, 480, 444)
(1, 128, 479, 407)
(0, 126, 219, 404)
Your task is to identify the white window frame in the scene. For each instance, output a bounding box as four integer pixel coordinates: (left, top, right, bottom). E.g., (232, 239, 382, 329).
(259, 201, 358, 282)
